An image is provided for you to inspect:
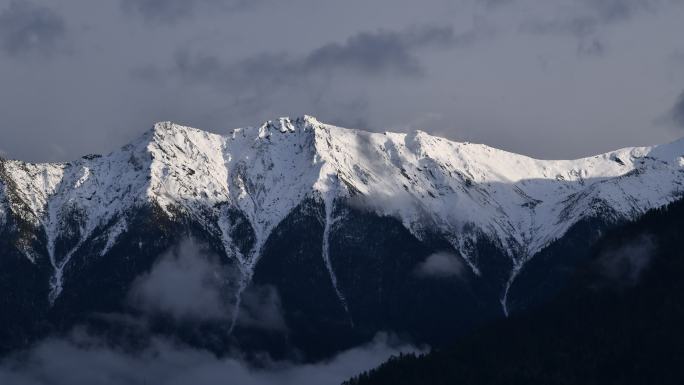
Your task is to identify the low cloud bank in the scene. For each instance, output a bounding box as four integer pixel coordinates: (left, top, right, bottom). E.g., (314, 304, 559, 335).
(128, 238, 233, 321)
(0, 332, 421, 385)
(128, 237, 286, 331)
(0, 236, 422, 384)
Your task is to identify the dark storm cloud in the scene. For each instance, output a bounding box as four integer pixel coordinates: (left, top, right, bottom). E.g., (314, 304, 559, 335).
(0, 331, 420, 385)
(120, 0, 256, 24)
(0, 0, 67, 57)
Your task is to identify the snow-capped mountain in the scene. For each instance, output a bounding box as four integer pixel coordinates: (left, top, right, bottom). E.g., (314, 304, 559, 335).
(1, 116, 683, 356)
(2, 117, 683, 303)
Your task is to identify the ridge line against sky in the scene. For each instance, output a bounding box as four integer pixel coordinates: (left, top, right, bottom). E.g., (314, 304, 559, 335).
(1, 115, 682, 164)
(0, 0, 683, 162)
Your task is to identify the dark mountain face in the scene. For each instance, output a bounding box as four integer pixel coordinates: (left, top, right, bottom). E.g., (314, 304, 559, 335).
(344, 198, 684, 385)
(0, 214, 51, 355)
(506, 215, 611, 314)
(0, 193, 617, 361)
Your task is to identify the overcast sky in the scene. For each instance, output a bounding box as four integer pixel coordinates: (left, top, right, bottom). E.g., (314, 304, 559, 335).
(0, 0, 683, 162)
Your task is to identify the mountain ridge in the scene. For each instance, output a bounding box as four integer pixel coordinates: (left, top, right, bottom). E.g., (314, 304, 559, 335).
(1, 116, 683, 318)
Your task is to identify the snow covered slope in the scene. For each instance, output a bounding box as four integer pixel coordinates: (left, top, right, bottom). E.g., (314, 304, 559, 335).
(1, 115, 683, 314)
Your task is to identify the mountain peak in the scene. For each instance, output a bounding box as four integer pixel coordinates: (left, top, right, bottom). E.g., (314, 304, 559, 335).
(253, 115, 322, 138)
(2, 116, 684, 310)
(150, 121, 216, 141)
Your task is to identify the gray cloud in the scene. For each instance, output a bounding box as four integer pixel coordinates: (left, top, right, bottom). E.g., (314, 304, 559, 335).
(520, 0, 666, 55)
(415, 252, 466, 278)
(0, 1, 67, 57)
(298, 26, 459, 76)
(523, 0, 661, 35)
(0, 331, 420, 385)
(1, 0, 684, 162)
(128, 237, 287, 331)
(480, 0, 514, 8)
(670, 90, 684, 129)
(133, 23, 491, 125)
(128, 238, 233, 322)
(120, 0, 256, 24)
(154, 24, 487, 90)
(520, 16, 598, 39)
(584, 0, 659, 22)
(670, 51, 684, 65)
(577, 38, 606, 56)
(598, 234, 657, 287)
